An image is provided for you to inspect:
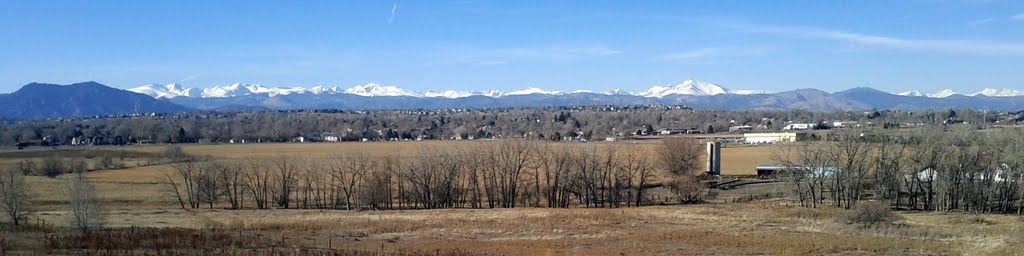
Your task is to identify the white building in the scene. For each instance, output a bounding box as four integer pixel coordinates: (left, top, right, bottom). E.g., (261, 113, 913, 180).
(782, 123, 815, 130)
(743, 132, 805, 144)
(728, 125, 753, 133)
(323, 133, 340, 142)
(832, 121, 860, 128)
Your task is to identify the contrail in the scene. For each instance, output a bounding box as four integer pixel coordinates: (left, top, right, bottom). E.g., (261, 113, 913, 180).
(388, 2, 397, 23)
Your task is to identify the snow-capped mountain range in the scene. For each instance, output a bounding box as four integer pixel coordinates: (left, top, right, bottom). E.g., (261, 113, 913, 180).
(635, 80, 767, 98)
(12, 81, 1024, 120)
(127, 79, 764, 99)
(127, 83, 200, 98)
(129, 80, 1024, 101)
(898, 88, 1024, 98)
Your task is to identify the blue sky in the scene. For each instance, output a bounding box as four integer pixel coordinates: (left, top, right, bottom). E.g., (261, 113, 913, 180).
(2, 0, 1024, 94)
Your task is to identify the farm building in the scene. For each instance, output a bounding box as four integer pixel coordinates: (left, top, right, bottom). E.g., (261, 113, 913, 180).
(675, 134, 744, 144)
(657, 128, 688, 135)
(743, 132, 807, 144)
(832, 121, 860, 128)
(755, 164, 840, 178)
(782, 123, 816, 130)
(728, 125, 753, 133)
(755, 164, 787, 178)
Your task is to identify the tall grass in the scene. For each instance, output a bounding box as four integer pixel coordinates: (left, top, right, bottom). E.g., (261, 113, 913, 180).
(40, 227, 484, 256)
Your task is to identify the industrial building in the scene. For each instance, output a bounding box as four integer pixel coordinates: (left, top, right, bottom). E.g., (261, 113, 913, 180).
(782, 123, 816, 130)
(742, 132, 807, 144)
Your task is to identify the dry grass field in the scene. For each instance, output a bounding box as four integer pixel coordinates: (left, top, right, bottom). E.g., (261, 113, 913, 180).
(13, 202, 1024, 255)
(110, 141, 772, 175)
(3, 141, 1022, 255)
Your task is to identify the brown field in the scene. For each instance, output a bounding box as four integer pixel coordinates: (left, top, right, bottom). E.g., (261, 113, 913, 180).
(13, 201, 1024, 255)
(2, 141, 1022, 255)
(6, 141, 774, 211)
(101, 140, 773, 175)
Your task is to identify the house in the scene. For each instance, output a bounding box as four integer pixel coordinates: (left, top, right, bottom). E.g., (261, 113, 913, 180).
(728, 125, 753, 133)
(743, 132, 806, 144)
(293, 136, 306, 143)
(323, 133, 340, 142)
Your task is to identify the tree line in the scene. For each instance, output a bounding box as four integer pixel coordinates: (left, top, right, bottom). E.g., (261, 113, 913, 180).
(775, 126, 1024, 214)
(161, 139, 708, 211)
(3, 106, 1005, 147)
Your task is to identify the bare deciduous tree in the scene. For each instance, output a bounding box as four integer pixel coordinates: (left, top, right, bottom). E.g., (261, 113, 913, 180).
(490, 140, 535, 208)
(658, 139, 707, 204)
(243, 158, 272, 209)
(195, 161, 224, 209)
(329, 153, 370, 210)
(620, 149, 655, 207)
(0, 168, 32, 225)
(163, 156, 205, 209)
(271, 155, 298, 209)
(774, 141, 833, 208)
(66, 176, 105, 233)
(221, 161, 246, 209)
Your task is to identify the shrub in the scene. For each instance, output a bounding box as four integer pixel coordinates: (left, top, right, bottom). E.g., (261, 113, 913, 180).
(840, 201, 901, 226)
(38, 156, 65, 178)
(951, 215, 996, 225)
(100, 155, 114, 170)
(0, 237, 10, 255)
(780, 207, 841, 221)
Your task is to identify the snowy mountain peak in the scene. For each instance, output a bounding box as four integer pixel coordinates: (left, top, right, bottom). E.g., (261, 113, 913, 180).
(201, 83, 255, 98)
(928, 89, 959, 98)
(127, 83, 199, 98)
(899, 88, 1024, 98)
(637, 79, 730, 98)
(343, 83, 422, 97)
(971, 88, 1024, 97)
(506, 87, 563, 96)
(309, 85, 339, 95)
(898, 90, 925, 97)
(423, 90, 474, 98)
(605, 89, 632, 96)
(476, 90, 505, 98)
(730, 89, 768, 95)
(199, 83, 308, 98)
